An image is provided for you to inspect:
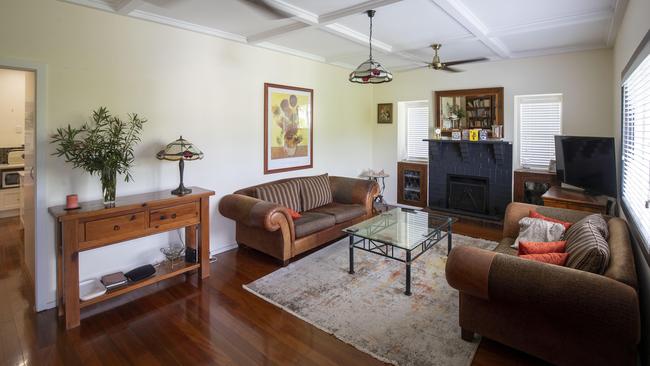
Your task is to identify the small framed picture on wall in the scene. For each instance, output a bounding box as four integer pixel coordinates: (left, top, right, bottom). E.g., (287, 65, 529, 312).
(377, 103, 393, 124)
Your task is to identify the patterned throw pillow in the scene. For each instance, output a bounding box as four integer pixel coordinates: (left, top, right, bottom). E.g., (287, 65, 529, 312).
(564, 215, 610, 274)
(518, 241, 566, 255)
(299, 174, 333, 211)
(512, 217, 566, 249)
(519, 253, 569, 266)
(255, 180, 302, 212)
(529, 210, 573, 230)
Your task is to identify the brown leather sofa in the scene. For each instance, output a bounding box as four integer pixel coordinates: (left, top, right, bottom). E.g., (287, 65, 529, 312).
(219, 175, 379, 265)
(446, 202, 640, 366)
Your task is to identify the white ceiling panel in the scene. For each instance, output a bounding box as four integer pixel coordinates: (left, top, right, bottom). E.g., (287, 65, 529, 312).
(461, 0, 614, 29)
(138, 0, 297, 37)
(284, 0, 366, 16)
(500, 19, 610, 53)
(269, 28, 369, 59)
(335, 0, 472, 51)
(62, 0, 627, 72)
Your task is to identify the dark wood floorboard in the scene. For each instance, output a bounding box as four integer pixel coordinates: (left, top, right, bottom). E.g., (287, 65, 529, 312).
(0, 215, 548, 365)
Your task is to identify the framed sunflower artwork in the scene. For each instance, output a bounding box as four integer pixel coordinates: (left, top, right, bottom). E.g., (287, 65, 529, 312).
(264, 83, 314, 174)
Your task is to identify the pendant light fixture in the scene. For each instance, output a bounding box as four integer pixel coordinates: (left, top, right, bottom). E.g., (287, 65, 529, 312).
(349, 10, 393, 84)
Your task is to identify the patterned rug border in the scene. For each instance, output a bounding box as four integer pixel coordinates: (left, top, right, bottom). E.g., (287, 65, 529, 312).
(242, 283, 399, 365)
(242, 233, 494, 366)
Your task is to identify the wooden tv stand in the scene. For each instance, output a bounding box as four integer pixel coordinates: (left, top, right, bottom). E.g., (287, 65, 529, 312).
(48, 187, 214, 329)
(541, 186, 608, 214)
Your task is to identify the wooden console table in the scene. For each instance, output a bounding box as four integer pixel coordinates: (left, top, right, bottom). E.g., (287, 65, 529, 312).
(48, 187, 214, 329)
(542, 186, 608, 214)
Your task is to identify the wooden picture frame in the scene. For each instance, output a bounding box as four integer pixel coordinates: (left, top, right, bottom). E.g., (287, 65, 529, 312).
(264, 83, 314, 174)
(434, 87, 504, 137)
(377, 103, 393, 124)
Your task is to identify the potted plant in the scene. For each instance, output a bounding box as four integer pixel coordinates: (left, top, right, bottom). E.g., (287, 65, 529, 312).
(51, 107, 146, 207)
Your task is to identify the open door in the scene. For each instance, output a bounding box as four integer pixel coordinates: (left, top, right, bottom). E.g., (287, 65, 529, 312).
(22, 70, 36, 287)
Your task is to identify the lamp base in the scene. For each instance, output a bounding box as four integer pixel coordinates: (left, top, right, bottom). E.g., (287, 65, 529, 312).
(172, 184, 192, 196)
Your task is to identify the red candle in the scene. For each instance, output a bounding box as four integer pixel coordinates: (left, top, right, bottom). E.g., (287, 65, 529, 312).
(66, 194, 79, 209)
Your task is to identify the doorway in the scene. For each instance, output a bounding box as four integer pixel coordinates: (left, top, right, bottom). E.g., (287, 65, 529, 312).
(0, 67, 36, 305)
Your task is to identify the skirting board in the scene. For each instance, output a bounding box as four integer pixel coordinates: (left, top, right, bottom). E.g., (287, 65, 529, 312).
(210, 243, 238, 257)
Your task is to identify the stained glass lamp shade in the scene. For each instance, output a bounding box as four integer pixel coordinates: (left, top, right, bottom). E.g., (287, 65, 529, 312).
(349, 10, 393, 84)
(156, 136, 204, 195)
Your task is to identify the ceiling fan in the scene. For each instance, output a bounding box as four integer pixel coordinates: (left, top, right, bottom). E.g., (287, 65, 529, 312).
(423, 44, 487, 72)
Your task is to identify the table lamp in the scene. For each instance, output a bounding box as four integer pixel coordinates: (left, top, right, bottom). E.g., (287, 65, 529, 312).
(156, 136, 204, 195)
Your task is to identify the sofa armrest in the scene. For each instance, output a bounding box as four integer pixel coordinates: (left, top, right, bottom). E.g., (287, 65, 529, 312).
(218, 194, 293, 233)
(329, 176, 379, 213)
(446, 246, 641, 344)
(502, 202, 537, 238)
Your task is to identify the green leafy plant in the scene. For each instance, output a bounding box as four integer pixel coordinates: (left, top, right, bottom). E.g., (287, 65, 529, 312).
(51, 107, 146, 205)
(446, 102, 465, 120)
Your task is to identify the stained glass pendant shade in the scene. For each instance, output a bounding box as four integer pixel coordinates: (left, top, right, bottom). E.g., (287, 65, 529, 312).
(349, 10, 393, 84)
(156, 136, 204, 195)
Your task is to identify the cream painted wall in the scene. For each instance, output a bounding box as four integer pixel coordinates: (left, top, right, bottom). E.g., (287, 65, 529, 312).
(0, 0, 374, 310)
(371, 49, 614, 203)
(0, 69, 26, 147)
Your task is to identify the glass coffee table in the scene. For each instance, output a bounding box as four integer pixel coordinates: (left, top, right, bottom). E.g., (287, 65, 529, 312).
(344, 208, 457, 296)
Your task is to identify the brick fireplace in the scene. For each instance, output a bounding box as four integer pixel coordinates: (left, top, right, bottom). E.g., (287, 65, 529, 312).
(427, 139, 513, 220)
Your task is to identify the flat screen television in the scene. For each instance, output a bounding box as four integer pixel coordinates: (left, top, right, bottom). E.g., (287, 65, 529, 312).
(554, 136, 617, 197)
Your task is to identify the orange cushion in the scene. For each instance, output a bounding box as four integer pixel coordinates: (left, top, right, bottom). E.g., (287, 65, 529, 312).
(286, 208, 302, 219)
(529, 210, 573, 230)
(518, 241, 567, 255)
(519, 253, 569, 266)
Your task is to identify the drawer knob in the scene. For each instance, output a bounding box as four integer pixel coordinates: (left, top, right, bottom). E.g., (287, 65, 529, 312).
(130, 215, 136, 221)
(113, 225, 120, 231)
(171, 213, 177, 219)
(160, 215, 166, 220)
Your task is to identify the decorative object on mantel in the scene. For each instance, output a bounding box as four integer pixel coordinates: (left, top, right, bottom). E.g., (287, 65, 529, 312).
(461, 129, 470, 140)
(479, 129, 489, 141)
(451, 130, 461, 140)
(377, 103, 393, 124)
(435, 87, 503, 138)
(51, 107, 146, 208)
(264, 83, 314, 174)
(469, 129, 479, 141)
(349, 10, 392, 84)
(157, 136, 204, 196)
(434, 128, 442, 139)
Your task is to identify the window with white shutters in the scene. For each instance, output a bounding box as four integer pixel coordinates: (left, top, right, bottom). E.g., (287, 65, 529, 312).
(405, 101, 429, 160)
(621, 33, 650, 253)
(516, 94, 562, 169)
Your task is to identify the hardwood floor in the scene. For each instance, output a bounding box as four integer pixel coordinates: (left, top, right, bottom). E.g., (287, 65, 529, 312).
(0, 215, 548, 366)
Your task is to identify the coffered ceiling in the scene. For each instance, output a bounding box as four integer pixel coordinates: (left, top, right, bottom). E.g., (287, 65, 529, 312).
(62, 0, 628, 72)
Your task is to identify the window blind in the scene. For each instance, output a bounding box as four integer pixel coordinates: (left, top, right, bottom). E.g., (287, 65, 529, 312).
(406, 101, 429, 160)
(517, 94, 562, 169)
(622, 51, 650, 248)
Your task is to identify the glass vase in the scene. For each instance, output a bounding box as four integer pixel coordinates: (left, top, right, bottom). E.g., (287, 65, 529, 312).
(101, 168, 117, 207)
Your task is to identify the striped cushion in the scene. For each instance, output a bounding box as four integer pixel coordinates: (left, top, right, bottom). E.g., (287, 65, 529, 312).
(255, 181, 302, 212)
(299, 174, 333, 211)
(564, 215, 610, 274)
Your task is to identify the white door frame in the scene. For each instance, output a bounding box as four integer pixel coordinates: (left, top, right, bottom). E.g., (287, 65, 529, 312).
(0, 58, 49, 311)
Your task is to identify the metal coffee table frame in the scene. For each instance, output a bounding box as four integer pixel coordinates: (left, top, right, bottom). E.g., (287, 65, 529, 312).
(346, 214, 453, 296)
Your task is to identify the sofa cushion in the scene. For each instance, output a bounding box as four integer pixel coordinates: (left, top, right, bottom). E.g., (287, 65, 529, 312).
(518, 241, 567, 255)
(563, 214, 609, 240)
(309, 202, 365, 224)
(299, 174, 333, 211)
(512, 217, 566, 248)
(519, 252, 569, 266)
(564, 216, 610, 274)
(529, 210, 573, 230)
(294, 212, 336, 238)
(255, 180, 302, 212)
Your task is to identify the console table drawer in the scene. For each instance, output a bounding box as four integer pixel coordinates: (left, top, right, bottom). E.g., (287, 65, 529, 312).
(150, 202, 199, 228)
(85, 212, 146, 241)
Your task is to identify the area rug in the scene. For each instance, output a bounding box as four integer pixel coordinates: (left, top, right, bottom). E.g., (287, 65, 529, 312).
(243, 234, 498, 366)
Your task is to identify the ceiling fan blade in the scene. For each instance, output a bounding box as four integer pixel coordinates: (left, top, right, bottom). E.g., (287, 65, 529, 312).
(444, 57, 488, 66)
(442, 66, 461, 73)
(239, 0, 291, 19)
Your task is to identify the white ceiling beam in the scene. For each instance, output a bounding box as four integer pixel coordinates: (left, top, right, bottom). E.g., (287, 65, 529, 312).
(429, 0, 510, 59)
(262, 0, 319, 24)
(247, 22, 311, 44)
(487, 9, 613, 37)
(114, 0, 143, 15)
(319, 0, 404, 24)
(509, 43, 607, 59)
(257, 42, 326, 62)
(606, 0, 629, 47)
(323, 23, 393, 53)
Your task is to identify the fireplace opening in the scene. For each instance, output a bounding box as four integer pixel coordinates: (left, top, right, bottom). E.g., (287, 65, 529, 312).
(447, 175, 489, 214)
